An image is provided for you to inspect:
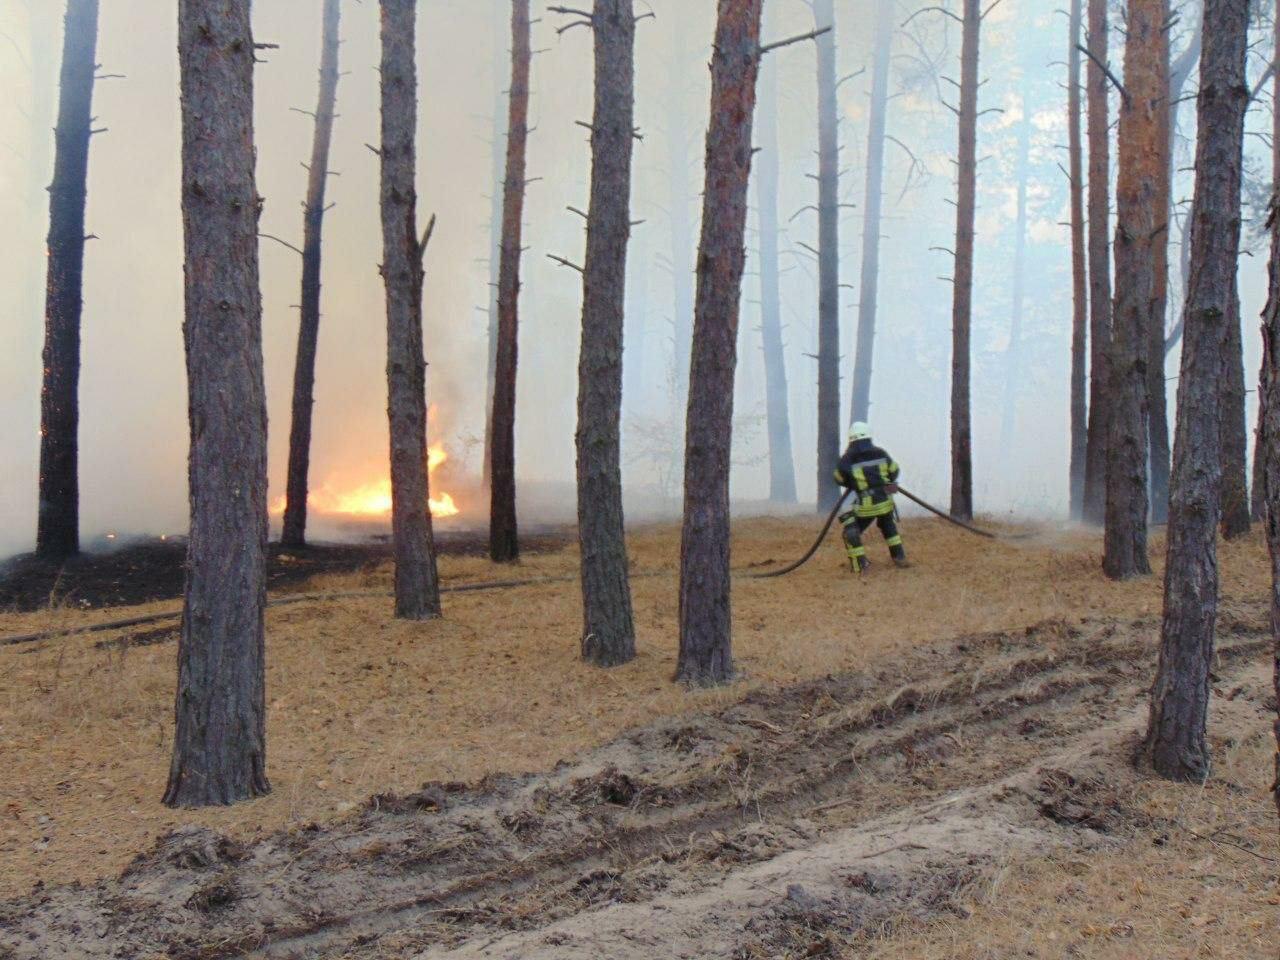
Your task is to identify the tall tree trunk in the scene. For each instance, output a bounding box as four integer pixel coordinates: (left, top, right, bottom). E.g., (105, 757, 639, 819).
(1145, 23, 1178, 527)
(814, 0, 841, 512)
(1145, 0, 1248, 781)
(379, 0, 442, 620)
(1000, 67, 1031, 453)
(1259, 0, 1280, 827)
(677, 0, 762, 687)
(949, 0, 980, 522)
(36, 0, 98, 560)
(577, 0, 637, 668)
(755, 17, 798, 504)
(489, 0, 531, 563)
(1220, 278, 1250, 537)
(483, 0, 507, 488)
(1082, 0, 1113, 525)
(281, 0, 342, 549)
(1068, 0, 1089, 520)
(1103, 0, 1165, 580)
(165, 0, 270, 808)
(1254, 2, 1279, 526)
(850, 0, 893, 426)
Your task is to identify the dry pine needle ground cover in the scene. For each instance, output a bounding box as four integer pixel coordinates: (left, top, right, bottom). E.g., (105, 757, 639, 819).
(0, 515, 1273, 917)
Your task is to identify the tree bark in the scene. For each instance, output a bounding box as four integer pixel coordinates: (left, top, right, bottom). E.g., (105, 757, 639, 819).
(1259, 1, 1280, 826)
(1068, 0, 1089, 520)
(1145, 0, 1249, 782)
(379, 0, 442, 620)
(489, 0, 531, 563)
(165, 0, 270, 808)
(1104, 0, 1165, 581)
(1254, 0, 1280, 527)
(37, 0, 99, 560)
(850, 0, 893, 427)
(577, 0, 637, 668)
(949, 0, 980, 522)
(1220, 280, 1250, 538)
(755, 18, 798, 505)
(677, 0, 762, 686)
(1082, 0, 1112, 526)
(1146, 15, 1177, 527)
(814, 0, 841, 513)
(483, 0, 507, 488)
(281, 0, 342, 549)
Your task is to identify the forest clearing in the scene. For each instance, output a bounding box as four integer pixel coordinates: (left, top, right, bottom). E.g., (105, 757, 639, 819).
(0, 517, 1276, 957)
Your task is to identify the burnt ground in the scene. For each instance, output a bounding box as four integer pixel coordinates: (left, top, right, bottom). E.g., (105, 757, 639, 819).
(0, 602, 1273, 960)
(0, 529, 573, 613)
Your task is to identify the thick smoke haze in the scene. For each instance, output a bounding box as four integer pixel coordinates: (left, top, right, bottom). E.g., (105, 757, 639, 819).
(0, 0, 1269, 557)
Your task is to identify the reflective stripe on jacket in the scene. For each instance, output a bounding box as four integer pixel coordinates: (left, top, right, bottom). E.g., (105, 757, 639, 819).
(833, 439, 900, 518)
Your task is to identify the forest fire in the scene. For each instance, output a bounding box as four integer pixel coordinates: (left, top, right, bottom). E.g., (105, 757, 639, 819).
(270, 444, 459, 521)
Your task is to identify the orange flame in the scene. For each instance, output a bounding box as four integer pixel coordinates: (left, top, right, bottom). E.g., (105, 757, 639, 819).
(270, 444, 459, 519)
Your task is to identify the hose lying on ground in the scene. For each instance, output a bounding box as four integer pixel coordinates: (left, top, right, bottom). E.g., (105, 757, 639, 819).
(745, 484, 1031, 579)
(744, 489, 853, 579)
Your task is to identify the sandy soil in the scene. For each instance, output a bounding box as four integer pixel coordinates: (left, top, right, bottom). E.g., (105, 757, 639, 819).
(0, 517, 1274, 958)
(0, 597, 1273, 958)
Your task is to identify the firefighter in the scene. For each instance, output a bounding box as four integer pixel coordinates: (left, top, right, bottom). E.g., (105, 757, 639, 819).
(833, 422, 909, 572)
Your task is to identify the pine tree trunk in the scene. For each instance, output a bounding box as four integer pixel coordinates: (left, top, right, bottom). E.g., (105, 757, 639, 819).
(1260, 1, 1280, 824)
(1082, 0, 1112, 526)
(483, 0, 507, 488)
(577, 0, 637, 668)
(677, 0, 762, 687)
(814, 0, 841, 513)
(1068, 0, 1089, 520)
(755, 21, 798, 504)
(1147, 11, 1176, 526)
(489, 0, 531, 563)
(282, 0, 342, 549)
(1254, 4, 1279, 527)
(165, 0, 270, 808)
(850, 0, 893, 426)
(379, 0, 442, 620)
(1220, 284, 1251, 538)
(999, 67, 1031, 453)
(36, 0, 98, 560)
(1103, 0, 1164, 581)
(1145, 0, 1248, 782)
(949, 0, 980, 522)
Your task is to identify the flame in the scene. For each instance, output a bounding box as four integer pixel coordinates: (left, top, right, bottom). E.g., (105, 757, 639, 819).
(270, 443, 459, 519)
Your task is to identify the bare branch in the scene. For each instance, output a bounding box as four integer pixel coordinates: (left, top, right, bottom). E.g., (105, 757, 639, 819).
(759, 25, 831, 56)
(1077, 43, 1128, 102)
(418, 213, 437, 260)
(260, 233, 304, 256)
(547, 252, 585, 273)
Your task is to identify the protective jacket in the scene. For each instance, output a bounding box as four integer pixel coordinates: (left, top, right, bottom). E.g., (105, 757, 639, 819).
(833, 439, 901, 519)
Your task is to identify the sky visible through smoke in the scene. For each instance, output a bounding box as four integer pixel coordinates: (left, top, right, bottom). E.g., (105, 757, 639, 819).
(0, 0, 1270, 557)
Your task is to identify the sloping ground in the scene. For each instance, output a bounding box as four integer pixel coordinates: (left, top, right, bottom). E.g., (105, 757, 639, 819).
(0, 603, 1273, 958)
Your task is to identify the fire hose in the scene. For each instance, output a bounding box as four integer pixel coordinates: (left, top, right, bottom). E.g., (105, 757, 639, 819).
(746, 484, 1026, 580)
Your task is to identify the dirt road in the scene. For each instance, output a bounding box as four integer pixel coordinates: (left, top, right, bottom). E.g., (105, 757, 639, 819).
(0, 603, 1273, 959)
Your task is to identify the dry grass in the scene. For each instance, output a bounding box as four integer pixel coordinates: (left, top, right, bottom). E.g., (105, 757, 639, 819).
(0, 515, 1271, 899)
(859, 729, 1280, 960)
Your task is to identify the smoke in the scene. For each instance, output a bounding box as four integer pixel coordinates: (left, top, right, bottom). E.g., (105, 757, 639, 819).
(0, 0, 1270, 557)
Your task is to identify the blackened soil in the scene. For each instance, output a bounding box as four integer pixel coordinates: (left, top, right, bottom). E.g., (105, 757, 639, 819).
(0, 530, 572, 612)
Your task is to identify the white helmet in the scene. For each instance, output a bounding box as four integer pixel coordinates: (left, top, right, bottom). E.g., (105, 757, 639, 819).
(848, 421, 871, 442)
